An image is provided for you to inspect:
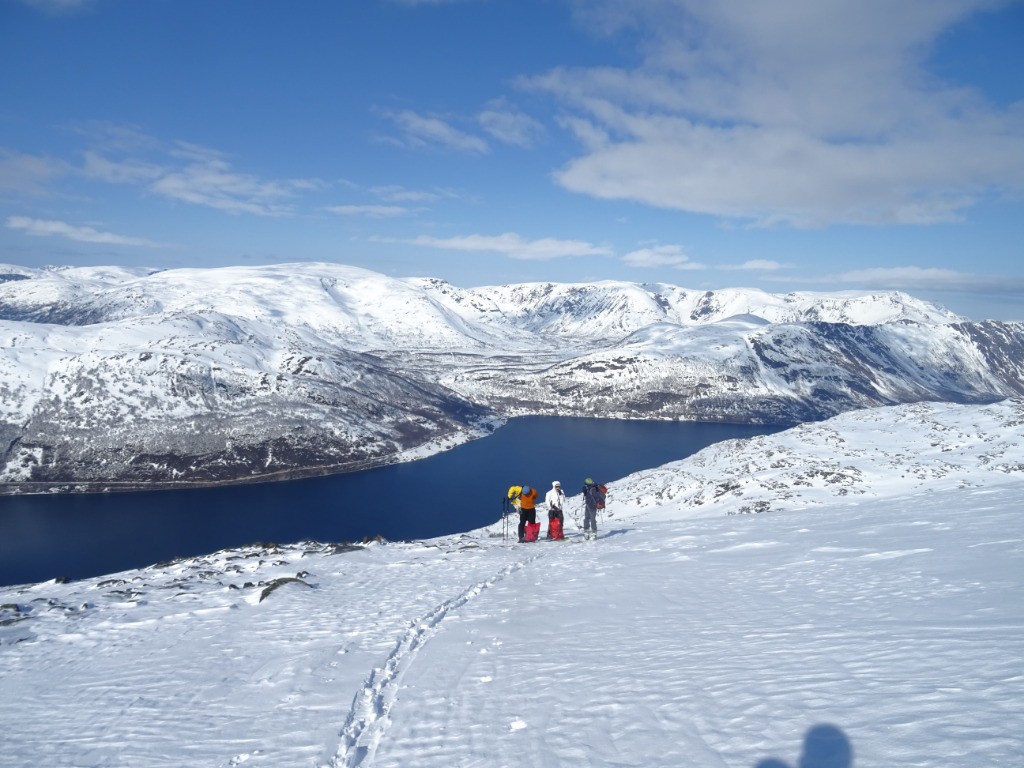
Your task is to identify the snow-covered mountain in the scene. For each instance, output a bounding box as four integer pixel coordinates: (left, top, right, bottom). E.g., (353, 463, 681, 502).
(2, 400, 1021, 766)
(1, 262, 1022, 491)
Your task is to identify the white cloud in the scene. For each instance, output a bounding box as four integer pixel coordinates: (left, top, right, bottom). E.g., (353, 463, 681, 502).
(71, 121, 161, 154)
(721, 259, 792, 271)
(382, 110, 489, 154)
(622, 244, 704, 270)
(405, 232, 613, 260)
(15, 0, 90, 14)
(764, 264, 1024, 305)
(526, 0, 1024, 228)
(5, 125, 323, 224)
(328, 205, 410, 218)
(149, 159, 302, 216)
(370, 184, 461, 203)
(834, 265, 1024, 294)
(82, 151, 163, 185)
(80, 137, 319, 217)
(0, 149, 69, 196)
(838, 266, 963, 286)
(6, 216, 169, 248)
(478, 104, 545, 148)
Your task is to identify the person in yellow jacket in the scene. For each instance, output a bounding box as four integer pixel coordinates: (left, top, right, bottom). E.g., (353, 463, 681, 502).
(506, 485, 522, 513)
(516, 485, 538, 542)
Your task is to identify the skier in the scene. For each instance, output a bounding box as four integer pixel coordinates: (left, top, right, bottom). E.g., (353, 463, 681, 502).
(582, 478, 606, 540)
(544, 480, 566, 540)
(517, 485, 539, 542)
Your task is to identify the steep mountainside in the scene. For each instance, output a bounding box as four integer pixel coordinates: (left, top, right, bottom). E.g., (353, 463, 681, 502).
(1, 262, 1021, 491)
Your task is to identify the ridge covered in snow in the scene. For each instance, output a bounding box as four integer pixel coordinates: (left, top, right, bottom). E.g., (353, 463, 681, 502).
(2, 399, 1021, 766)
(1, 262, 1022, 491)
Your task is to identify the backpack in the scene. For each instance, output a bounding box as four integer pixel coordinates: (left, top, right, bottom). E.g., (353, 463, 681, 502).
(524, 521, 541, 542)
(548, 517, 564, 541)
(506, 485, 522, 511)
(585, 482, 607, 509)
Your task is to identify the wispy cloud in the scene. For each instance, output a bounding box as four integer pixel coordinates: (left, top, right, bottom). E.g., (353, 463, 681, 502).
(622, 244, 704, 270)
(772, 264, 1024, 306)
(3, 127, 320, 218)
(380, 109, 489, 154)
(328, 182, 459, 218)
(6, 216, 170, 248)
(71, 121, 161, 154)
(371, 185, 451, 203)
(82, 151, 163, 185)
(0, 149, 70, 197)
(149, 157, 303, 216)
(525, 0, 1024, 228)
(77, 133, 320, 216)
(327, 205, 411, 219)
(834, 265, 1024, 295)
(478, 102, 545, 148)
(15, 0, 90, 14)
(400, 232, 613, 260)
(721, 259, 793, 272)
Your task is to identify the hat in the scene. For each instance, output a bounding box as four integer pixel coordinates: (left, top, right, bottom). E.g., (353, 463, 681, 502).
(522, 485, 532, 494)
(585, 477, 594, 485)
(553, 480, 561, 487)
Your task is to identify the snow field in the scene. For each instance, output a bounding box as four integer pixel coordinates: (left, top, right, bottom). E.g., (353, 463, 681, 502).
(2, 480, 1021, 767)
(370, 491, 1022, 767)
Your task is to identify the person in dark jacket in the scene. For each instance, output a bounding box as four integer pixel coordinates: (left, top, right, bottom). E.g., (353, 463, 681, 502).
(582, 478, 605, 540)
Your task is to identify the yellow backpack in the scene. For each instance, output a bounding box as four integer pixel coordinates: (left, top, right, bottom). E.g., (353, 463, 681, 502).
(507, 485, 522, 509)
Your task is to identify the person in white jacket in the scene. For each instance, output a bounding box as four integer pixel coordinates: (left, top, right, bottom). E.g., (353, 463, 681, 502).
(544, 481, 566, 539)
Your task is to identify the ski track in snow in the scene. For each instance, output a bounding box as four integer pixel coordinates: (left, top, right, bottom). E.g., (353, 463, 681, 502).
(327, 552, 542, 768)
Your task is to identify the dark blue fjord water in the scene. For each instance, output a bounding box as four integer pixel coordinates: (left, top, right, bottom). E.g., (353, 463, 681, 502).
(0, 417, 781, 587)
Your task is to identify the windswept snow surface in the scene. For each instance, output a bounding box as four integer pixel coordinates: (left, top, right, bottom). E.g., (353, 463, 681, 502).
(1, 401, 1022, 767)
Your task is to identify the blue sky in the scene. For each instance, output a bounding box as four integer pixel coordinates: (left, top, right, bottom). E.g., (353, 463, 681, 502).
(1, 0, 1022, 320)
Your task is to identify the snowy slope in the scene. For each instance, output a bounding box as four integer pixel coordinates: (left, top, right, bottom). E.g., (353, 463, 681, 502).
(2, 263, 1022, 491)
(0, 310, 492, 488)
(1, 400, 1021, 767)
(612, 397, 1024, 516)
(450, 315, 1024, 423)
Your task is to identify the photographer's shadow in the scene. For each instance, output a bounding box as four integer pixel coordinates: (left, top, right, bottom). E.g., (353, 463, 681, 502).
(755, 723, 852, 768)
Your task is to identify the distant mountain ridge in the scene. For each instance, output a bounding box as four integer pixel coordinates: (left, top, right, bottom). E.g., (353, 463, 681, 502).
(1, 262, 1021, 492)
